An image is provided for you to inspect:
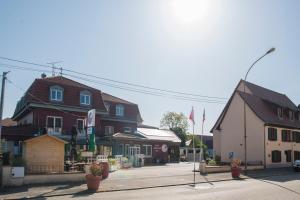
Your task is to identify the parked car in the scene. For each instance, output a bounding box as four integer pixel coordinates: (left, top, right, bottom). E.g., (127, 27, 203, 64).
(293, 160, 300, 172)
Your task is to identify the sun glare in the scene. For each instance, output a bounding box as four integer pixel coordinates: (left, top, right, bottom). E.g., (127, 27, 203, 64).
(171, 0, 210, 25)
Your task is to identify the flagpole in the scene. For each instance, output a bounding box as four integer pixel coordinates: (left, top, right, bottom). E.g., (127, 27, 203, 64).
(201, 117, 204, 162)
(193, 119, 195, 185)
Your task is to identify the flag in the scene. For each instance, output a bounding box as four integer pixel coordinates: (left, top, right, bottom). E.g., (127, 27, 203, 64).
(203, 108, 205, 122)
(189, 107, 195, 125)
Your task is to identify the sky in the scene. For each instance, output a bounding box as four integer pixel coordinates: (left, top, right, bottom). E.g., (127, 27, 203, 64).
(0, 0, 300, 135)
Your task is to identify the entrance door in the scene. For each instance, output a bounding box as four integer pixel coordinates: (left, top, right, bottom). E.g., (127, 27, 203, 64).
(129, 146, 140, 157)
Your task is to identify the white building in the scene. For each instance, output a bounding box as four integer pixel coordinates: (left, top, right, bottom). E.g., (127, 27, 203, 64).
(211, 80, 300, 168)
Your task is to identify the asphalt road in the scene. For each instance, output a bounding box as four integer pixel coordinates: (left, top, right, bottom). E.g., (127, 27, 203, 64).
(47, 173, 300, 200)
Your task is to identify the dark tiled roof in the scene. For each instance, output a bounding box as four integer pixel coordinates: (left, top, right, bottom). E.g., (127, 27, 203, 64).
(37, 76, 97, 91)
(243, 80, 298, 110)
(211, 80, 300, 132)
(102, 93, 136, 105)
(238, 91, 300, 129)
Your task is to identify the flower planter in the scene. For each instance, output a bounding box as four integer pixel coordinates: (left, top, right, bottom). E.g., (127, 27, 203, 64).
(100, 162, 109, 179)
(231, 167, 241, 178)
(86, 174, 102, 191)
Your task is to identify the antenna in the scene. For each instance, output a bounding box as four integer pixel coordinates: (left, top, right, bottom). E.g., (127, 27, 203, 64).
(46, 61, 63, 76)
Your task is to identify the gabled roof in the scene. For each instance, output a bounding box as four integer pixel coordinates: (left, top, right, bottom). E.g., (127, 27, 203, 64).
(211, 80, 300, 132)
(238, 91, 300, 129)
(24, 134, 67, 144)
(243, 80, 298, 110)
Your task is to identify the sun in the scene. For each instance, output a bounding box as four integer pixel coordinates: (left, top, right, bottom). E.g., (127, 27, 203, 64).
(171, 0, 210, 25)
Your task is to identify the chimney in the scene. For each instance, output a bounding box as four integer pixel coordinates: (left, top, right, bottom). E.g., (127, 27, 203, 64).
(41, 73, 47, 78)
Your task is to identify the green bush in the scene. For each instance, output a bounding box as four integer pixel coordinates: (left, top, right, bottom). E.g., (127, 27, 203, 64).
(11, 157, 26, 167)
(215, 155, 221, 164)
(208, 159, 217, 166)
(108, 158, 117, 165)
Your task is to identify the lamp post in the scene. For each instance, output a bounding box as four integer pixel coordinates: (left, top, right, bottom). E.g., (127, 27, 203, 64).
(243, 47, 275, 174)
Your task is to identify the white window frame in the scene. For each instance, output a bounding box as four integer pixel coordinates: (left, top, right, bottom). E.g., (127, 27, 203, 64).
(105, 126, 114, 136)
(50, 86, 63, 101)
(116, 104, 124, 117)
(143, 145, 152, 157)
(80, 92, 91, 105)
(124, 127, 132, 133)
(77, 119, 85, 134)
(46, 116, 63, 134)
(277, 107, 283, 119)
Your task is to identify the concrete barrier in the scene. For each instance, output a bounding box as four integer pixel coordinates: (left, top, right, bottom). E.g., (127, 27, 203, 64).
(2, 166, 86, 187)
(202, 165, 264, 174)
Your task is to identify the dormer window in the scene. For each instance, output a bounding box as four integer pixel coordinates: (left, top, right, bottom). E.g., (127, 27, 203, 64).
(289, 110, 294, 121)
(50, 86, 63, 101)
(277, 107, 283, 119)
(80, 91, 91, 105)
(116, 104, 124, 116)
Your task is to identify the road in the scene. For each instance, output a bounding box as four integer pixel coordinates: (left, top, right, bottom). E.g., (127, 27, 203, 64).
(47, 173, 300, 200)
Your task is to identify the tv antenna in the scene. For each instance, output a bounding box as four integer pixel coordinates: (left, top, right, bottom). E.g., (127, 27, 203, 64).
(47, 61, 63, 76)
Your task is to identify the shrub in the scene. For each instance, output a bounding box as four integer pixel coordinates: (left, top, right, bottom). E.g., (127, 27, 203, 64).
(208, 159, 217, 166)
(11, 157, 26, 167)
(89, 163, 102, 176)
(108, 158, 117, 165)
(215, 155, 221, 164)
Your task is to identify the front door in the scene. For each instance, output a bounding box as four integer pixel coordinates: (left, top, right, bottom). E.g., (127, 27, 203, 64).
(129, 146, 140, 157)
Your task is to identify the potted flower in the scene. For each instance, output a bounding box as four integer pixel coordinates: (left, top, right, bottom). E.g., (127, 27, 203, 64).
(86, 163, 103, 191)
(231, 159, 241, 178)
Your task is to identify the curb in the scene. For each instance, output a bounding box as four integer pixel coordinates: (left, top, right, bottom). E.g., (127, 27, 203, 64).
(3, 172, 295, 200)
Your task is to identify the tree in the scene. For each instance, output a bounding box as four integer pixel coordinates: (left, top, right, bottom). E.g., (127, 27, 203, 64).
(160, 112, 188, 132)
(160, 111, 188, 147)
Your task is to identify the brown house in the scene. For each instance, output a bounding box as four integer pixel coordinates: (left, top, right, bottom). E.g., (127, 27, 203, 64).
(3, 75, 142, 156)
(3, 75, 181, 165)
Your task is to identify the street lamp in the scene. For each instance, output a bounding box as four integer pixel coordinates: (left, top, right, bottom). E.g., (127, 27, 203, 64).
(243, 47, 275, 174)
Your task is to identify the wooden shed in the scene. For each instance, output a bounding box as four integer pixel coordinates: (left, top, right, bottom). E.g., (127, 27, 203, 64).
(23, 134, 67, 174)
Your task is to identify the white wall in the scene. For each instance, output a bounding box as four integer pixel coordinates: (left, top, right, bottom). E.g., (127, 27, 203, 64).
(214, 92, 265, 164)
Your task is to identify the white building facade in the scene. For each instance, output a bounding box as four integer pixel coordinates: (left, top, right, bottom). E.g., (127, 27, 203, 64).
(212, 80, 300, 168)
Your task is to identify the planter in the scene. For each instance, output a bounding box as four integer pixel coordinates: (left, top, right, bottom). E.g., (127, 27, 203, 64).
(86, 174, 101, 191)
(100, 162, 109, 179)
(231, 167, 241, 178)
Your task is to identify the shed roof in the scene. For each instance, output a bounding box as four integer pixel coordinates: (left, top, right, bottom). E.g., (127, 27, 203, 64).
(137, 128, 181, 143)
(24, 134, 68, 144)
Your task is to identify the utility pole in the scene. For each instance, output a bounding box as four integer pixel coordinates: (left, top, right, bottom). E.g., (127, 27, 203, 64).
(0, 71, 9, 156)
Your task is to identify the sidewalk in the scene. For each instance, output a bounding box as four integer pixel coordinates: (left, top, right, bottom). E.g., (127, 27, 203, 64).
(0, 167, 294, 200)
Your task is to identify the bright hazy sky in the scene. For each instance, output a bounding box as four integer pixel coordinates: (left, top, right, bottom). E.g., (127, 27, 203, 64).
(1, 0, 300, 134)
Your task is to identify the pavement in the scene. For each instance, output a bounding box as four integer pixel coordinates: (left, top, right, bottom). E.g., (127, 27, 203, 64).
(47, 173, 300, 200)
(0, 162, 298, 200)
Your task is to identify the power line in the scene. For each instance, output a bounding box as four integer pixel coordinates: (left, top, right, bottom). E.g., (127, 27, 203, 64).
(0, 63, 226, 104)
(0, 56, 227, 100)
(63, 73, 226, 104)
